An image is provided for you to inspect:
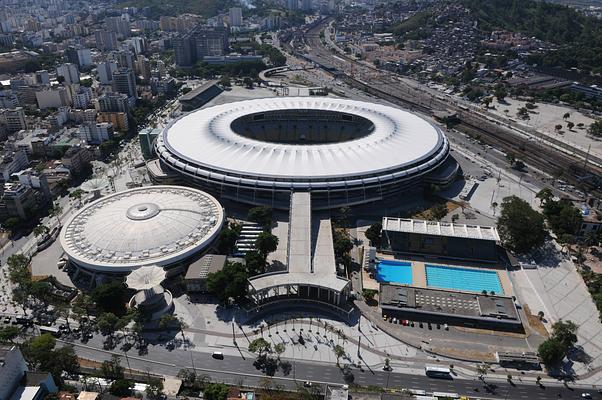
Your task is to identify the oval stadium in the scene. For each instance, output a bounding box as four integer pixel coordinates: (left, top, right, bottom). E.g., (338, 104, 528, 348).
(154, 97, 457, 209)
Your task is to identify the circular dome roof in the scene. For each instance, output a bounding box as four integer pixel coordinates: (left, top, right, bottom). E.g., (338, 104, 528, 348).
(60, 186, 224, 272)
(158, 97, 445, 180)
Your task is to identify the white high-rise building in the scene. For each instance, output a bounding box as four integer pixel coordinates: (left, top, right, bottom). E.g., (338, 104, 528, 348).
(229, 7, 243, 26)
(78, 122, 114, 144)
(56, 63, 80, 85)
(97, 61, 118, 85)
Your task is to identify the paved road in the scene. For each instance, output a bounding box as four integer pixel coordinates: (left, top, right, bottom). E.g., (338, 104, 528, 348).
(63, 334, 596, 400)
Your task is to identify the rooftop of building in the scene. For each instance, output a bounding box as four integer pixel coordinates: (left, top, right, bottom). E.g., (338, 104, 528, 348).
(249, 192, 349, 293)
(380, 284, 519, 322)
(184, 254, 227, 280)
(179, 80, 220, 101)
(382, 217, 500, 241)
(60, 186, 224, 272)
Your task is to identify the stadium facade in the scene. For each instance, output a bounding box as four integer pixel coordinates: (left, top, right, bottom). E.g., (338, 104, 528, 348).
(154, 97, 458, 209)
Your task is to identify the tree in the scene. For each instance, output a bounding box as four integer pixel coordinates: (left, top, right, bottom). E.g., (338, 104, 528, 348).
(517, 107, 530, 120)
(91, 281, 128, 316)
(497, 196, 546, 253)
(506, 151, 516, 166)
(256, 231, 278, 259)
(159, 315, 188, 342)
(244, 250, 266, 276)
(334, 344, 345, 366)
(364, 222, 382, 247)
(297, 384, 322, 400)
(536, 187, 554, 206)
(21, 334, 79, 387)
(563, 112, 571, 120)
(97, 312, 120, 336)
(33, 224, 49, 238)
(0, 326, 21, 344)
(538, 338, 566, 366)
(493, 84, 507, 101)
(69, 189, 84, 200)
(274, 343, 285, 358)
(110, 379, 133, 397)
(589, 120, 602, 137)
(219, 75, 231, 87)
(555, 124, 563, 132)
(249, 338, 271, 356)
(248, 206, 273, 228)
(362, 289, 377, 302)
(206, 262, 249, 304)
(145, 378, 164, 400)
(72, 293, 94, 319)
(49, 204, 62, 224)
(482, 96, 493, 108)
(333, 229, 353, 265)
(101, 355, 125, 380)
(217, 225, 239, 254)
(4, 217, 21, 232)
(567, 121, 575, 130)
(476, 362, 490, 378)
(542, 198, 582, 237)
(551, 320, 578, 348)
(203, 383, 229, 400)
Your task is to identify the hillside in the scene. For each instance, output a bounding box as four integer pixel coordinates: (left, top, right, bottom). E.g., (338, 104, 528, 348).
(121, 0, 235, 17)
(462, 0, 602, 73)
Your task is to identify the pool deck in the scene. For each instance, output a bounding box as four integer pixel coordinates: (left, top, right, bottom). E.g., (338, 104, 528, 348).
(369, 254, 514, 296)
(411, 261, 427, 287)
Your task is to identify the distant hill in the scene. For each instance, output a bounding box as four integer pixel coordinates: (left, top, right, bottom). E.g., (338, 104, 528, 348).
(121, 0, 235, 17)
(462, 0, 602, 74)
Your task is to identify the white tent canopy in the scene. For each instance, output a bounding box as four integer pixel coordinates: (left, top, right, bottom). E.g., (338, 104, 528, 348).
(125, 265, 166, 290)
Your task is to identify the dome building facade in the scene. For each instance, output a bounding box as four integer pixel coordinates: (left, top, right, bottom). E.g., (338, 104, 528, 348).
(59, 186, 225, 285)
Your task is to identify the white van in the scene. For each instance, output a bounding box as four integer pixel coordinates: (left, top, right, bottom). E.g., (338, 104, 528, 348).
(212, 351, 224, 359)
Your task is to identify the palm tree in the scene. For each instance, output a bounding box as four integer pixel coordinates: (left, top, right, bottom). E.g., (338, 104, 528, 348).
(334, 345, 345, 366)
(33, 224, 49, 238)
(49, 204, 63, 225)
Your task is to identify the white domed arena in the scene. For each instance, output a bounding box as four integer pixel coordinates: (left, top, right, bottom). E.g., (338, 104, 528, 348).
(60, 186, 224, 276)
(154, 97, 457, 209)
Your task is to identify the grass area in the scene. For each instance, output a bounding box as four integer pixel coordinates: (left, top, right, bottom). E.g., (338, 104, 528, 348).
(523, 304, 550, 338)
(412, 201, 460, 220)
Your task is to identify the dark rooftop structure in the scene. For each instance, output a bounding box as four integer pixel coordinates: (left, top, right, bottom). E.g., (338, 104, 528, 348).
(380, 283, 522, 331)
(179, 80, 223, 112)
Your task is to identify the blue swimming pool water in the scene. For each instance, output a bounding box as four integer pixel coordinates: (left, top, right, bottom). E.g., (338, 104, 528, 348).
(375, 260, 413, 285)
(425, 264, 502, 294)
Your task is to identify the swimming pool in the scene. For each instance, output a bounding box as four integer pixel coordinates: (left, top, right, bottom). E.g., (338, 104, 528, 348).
(375, 260, 413, 285)
(425, 264, 502, 294)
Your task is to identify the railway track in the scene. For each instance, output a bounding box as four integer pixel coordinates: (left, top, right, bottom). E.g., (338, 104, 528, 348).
(295, 22, 602, 195)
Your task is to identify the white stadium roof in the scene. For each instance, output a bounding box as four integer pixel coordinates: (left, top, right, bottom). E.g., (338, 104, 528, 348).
(60, 186, 224, 272)
(158, 97, 445, 180)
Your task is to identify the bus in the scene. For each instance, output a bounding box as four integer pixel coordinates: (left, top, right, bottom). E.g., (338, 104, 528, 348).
(38, 326, 62, 338)
(425, 365, 452, 379)
(432, 392, 459, 399)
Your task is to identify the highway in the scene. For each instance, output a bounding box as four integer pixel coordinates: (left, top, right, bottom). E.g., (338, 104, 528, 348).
(62, 333, 596, 399)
